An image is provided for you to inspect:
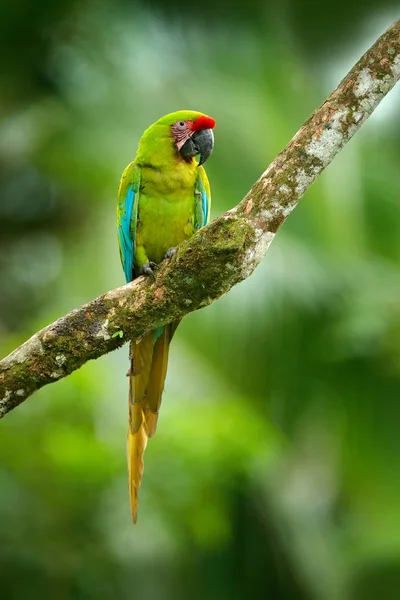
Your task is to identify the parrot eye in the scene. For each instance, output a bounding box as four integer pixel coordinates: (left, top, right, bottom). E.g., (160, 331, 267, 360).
(178, 121, 185, 128)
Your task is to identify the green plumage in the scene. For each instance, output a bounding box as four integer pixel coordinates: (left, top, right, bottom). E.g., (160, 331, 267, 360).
(117, 110, 214, 522)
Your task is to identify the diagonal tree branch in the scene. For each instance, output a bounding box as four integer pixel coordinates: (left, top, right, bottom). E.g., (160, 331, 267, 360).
(1, 20, 400, 418)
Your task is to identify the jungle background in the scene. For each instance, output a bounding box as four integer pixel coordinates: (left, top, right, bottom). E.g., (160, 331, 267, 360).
(1, 1, 400, 599)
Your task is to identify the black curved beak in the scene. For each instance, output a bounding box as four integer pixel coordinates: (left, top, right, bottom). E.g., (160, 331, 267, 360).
(179, 128, 214, 166)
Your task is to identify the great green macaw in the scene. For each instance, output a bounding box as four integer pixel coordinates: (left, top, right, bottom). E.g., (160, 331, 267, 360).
(117, 110, 215, 522)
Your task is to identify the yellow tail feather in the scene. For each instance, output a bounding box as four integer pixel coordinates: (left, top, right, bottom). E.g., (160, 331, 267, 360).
(127, 327, 174, 522)
(145, 328, 170, 437)
(127, 403, 147, 523)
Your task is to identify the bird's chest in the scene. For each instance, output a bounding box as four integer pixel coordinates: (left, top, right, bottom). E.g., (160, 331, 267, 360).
(136, 186, 196, 264)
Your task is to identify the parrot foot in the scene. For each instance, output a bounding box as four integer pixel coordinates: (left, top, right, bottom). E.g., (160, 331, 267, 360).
(139, 262, 158, 277)
(164, 247, 177, 259)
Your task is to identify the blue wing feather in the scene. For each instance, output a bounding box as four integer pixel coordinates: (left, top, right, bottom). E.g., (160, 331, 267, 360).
(201, 189, 208, 225)
(194, 167, 211, 230)
(117, 163, 140, 283)
(119, 186, 136, 282)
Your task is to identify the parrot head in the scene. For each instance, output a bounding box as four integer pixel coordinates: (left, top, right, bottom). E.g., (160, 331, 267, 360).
(137, 110, 216, 167)
(170, 112, 215, 165)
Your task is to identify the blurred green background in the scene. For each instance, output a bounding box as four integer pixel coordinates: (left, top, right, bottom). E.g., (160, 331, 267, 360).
(1, 1, 400, 599)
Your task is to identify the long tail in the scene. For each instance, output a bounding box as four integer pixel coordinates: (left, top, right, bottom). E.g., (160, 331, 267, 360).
(127, 324, 177, 522)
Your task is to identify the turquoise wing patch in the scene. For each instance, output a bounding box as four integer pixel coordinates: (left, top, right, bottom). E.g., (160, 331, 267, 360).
(194, 168, 211, 230)
(117, 163, 140, 283)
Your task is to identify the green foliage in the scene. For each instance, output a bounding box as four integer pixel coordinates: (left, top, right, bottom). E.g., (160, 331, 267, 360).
(112, 329, 124, 339)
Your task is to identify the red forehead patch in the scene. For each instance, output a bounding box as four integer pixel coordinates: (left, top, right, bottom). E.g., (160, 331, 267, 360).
(191, 115, 216, 131)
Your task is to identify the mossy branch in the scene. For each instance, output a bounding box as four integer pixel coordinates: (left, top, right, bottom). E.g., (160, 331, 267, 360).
(1, 19, 400, 418)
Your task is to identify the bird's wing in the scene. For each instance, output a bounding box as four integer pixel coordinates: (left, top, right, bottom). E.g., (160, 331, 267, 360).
(117, 162, 141, 283)
(194, 165, 211, 230)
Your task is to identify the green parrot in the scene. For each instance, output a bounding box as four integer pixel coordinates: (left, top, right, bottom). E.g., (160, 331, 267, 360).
(117, 110, 215, 522)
